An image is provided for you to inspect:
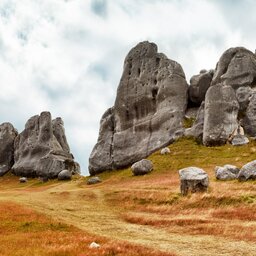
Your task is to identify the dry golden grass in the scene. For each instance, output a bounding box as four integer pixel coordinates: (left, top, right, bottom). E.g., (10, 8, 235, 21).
(0, 201, 175, 256)
(1, 138, 256, 256)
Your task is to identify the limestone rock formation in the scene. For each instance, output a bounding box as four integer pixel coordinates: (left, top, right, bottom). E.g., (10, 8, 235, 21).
(179, 167, 209, 196)
(87, 176, 101, 185)
(231, 134, 249, 146)
(0, 123, 18, 177)
(189, 69, 213, 105)
(12, 112, 77, 178)
(211, 47, 256, 88)
(89, 41, 188, 175)
(215, 165, 240, 180)
(203, 84, 239, 146)
(131, 159, 153, 176)
(243, 93, 256, 136)
(238, 160, 256, 181)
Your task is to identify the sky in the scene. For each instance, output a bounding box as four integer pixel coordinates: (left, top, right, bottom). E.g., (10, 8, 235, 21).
(0, 0, 255, 175)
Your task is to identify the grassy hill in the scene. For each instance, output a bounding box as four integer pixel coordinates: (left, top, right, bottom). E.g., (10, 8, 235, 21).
(0, 138, 256, 256)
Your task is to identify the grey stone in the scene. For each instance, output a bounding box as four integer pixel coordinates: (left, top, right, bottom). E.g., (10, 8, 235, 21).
(89, 41, 188, 175)
(160, 147, 170, 155)
(215, 165, 240, 180)
(131, 159, 153, 176)
(179, 167, 209, 196)
(12, 112, 78, 178)
(243, 93, 256, 136)
(212, 47, 256, 88)
(236, 86, 252, 111)
(19, 177, 27, 183)
(185, 101, 205, 141)
(0, 123, 18, 177)
(189, 70, 213, 105)
(203, 84, 239, 146)
(58, 169, 72, 180)
(87, 176, 101, 185)
(238, 160, 256, 181)
(89, 242, 100, 249)
(231, 134, 249, 146)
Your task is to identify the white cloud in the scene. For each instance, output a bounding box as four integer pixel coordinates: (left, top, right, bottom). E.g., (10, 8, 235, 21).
(0, 0, 255, 175)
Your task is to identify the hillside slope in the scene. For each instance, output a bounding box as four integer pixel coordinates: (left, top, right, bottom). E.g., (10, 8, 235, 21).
(0, 138, 256, 256)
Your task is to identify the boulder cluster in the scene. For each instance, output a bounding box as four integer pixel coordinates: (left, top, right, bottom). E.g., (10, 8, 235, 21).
(89, 41, 256, 175)
(0, 111, 79, 179)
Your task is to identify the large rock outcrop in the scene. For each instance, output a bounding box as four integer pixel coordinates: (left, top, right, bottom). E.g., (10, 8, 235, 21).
(12, 112, 78, 178)
(189, 69, 213, 106)
(89, 41, 188, 175)
(0, 123, 18, 176)
(203, 84, 239, 146)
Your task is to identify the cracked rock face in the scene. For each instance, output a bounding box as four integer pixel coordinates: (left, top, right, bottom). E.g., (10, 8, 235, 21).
(0, 123, 18, 176)
(89, 41, 188, 175)
(12, 111, 77, 178)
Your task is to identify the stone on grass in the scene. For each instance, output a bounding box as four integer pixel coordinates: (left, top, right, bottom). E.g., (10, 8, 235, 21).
(87, 177, 101, 185)
(238, 160, 256, 181)
(89, 242, 100, 249)
(160, 147, 170, 155)
(231, 134, 249, 146)
(179, 167, 209, 196)
(58, 170, 72, 180)
(131, 159, 153, 176)
(215, 165, 240, 180)
(19, 177, 28, 183)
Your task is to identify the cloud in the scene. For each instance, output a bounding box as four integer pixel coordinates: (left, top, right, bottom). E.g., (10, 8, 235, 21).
(0, 0, 255, 175)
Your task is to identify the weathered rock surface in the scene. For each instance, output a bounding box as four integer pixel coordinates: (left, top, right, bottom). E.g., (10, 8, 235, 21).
(189, 70, 213, 105)
(243, 93, 256, 136)
(179, 167, 209, 195)
(12, 112, 77, 178)
(185, 102, 205, 141)
(89, 41, 188, 175)
(0, 123, 18, 177)
(58, 169, 72, 180)
(211, 47, 256, 88)
(160, 147, 170, 155)
(203, 84, 239, 146)
(131, 159, 153, 176)
(87, 176, 101, 185)
(231, 134, 249, 146)
(215, 165, 240, 180)
(238, 160, 256, 181)
(236, 86, 252, 111)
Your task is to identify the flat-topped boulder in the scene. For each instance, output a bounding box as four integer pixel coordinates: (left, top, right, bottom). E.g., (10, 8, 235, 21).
(12, 111, 79, 178)
(89, 41, 188, 175)
(0, 123, 18, 177)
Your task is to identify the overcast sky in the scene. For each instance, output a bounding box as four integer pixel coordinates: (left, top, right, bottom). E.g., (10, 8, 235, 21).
(0, 0, 255, 175)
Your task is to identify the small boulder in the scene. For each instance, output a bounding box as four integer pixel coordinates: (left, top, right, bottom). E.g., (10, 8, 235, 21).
(238, 160, 256, 181)
(89, 242, 100, 249)
(19, 177, 28, 183)
(179, 167, 209, 195)
(215, 165, 240, 180)
(131, 159, 153, 176)
(231, 134, 249, 146)
(87, 177, 101, 185)
(160, 147, 170, 155)
(58, 170, 72, 180)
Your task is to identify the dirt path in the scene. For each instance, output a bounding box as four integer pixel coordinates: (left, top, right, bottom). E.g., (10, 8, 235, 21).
(0, 182, 255, 256)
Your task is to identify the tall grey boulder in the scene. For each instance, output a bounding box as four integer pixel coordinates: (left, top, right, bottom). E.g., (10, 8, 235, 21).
(12, 112, 77, 178)
(89, 41, 188, 175)
(243, 93, 256, 136)
(203, 84, 239, 146)
(0, 123, 18, 176)
(211, 47, 256, 88)
(189, 69, 213, 105)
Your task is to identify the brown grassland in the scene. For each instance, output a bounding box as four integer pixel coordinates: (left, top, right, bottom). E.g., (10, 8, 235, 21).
(0, 138, 256, 256)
